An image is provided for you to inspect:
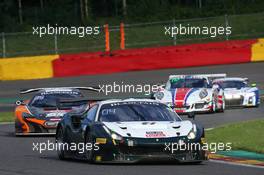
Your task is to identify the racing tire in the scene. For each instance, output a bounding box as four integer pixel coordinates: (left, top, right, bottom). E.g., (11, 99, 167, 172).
(56, 127, 67, 160)
(218, 98, 225, 113)
(85, 132, 94, 163)
(15, 121, 23, 137)
(211, 99, 216, 113)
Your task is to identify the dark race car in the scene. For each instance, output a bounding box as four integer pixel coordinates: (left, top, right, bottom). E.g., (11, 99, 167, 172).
(15, 87, 99, 136)
(55, 98, 207, 163)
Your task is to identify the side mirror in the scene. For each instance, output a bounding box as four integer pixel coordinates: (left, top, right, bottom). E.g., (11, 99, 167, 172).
(251, 83, 257, 87)
(187, 112, 196, 120)
(15, 100, 26, 106)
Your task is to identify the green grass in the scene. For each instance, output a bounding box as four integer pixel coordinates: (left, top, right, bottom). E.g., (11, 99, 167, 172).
(0, 112, 14, 123)
(2, 12, 264, 58)
(206, 119, 264, 154)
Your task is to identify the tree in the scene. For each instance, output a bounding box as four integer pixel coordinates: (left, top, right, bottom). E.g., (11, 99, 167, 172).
(18, 0, 23, 24)
(80, 0, 89, 23)
(40, 0, 44, 10)
(80, 0, 84, 22)
(84, 0, 89, 19)
(122, 0, 127, 16)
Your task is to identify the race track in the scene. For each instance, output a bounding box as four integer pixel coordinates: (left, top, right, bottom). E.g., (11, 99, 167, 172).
(0, 62, 264, 175)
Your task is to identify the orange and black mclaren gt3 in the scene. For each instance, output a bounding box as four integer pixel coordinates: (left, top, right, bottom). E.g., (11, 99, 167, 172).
(15, 87, 98, 136)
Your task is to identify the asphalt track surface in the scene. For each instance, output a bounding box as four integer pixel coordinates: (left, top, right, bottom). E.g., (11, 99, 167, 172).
(0, 62, 264, 175)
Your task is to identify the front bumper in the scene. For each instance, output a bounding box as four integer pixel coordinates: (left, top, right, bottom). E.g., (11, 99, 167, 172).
(174, 102, 212, 114)
(93, 137, 207, 163)
(15, 118, 59, 135)
(225, 95, 258, 107)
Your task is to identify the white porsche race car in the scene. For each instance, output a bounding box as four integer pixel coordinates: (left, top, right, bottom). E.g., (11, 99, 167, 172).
(153, 74, 226, 114)
(213, 77, 260, 107)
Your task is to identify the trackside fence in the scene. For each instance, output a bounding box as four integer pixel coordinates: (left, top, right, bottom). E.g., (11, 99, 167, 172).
(1, 12, 264, 58)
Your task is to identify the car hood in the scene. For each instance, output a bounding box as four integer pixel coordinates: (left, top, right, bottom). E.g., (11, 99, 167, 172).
(103, 120, 193, 138)
(166, 88, 211, 106)
(224, 88, 254, 94)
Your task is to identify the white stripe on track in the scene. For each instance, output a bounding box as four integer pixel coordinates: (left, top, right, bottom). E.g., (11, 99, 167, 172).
(0, 122, 14, 125)
(205, 127, 214, 131)
(209, 159, 264, 169)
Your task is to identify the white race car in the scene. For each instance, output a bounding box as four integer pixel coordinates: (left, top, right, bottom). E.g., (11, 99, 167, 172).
(153, 74, 226, 114)
(213, 77, 260, 107)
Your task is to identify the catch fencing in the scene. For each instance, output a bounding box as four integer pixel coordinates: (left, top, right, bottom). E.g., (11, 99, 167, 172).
(1, 12, 264, 58)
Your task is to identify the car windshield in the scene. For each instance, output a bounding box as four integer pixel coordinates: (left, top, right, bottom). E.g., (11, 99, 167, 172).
(30, 93, 82, 108)
(216, 81, 248, 89)
(99, 102, 181, 122)
(168, 78, 208, 89)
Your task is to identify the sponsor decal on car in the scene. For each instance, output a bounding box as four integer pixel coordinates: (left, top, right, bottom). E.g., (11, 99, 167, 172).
(46, 112, 66, 117)
(145, 131, 166, 138)
(44, 121, 59, 127)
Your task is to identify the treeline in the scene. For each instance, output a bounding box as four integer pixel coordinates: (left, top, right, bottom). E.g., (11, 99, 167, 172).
(1, 0, 264, 32)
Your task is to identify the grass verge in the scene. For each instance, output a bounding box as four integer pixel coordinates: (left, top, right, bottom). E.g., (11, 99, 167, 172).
(0, 112, 14, 123)
(206, 119, 264, 154)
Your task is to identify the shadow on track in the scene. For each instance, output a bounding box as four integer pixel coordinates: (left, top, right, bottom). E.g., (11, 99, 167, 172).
(39, 155, 207, 166)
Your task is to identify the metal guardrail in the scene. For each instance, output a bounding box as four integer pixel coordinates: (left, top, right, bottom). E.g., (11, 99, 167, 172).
(1, 12, 264, 58)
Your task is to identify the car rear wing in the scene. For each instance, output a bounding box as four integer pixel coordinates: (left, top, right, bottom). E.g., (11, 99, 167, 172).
(169, 74, 227, 81)
(20, 86, 100, 94)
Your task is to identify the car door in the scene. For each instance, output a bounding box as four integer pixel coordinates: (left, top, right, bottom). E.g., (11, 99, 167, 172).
(68, 112, 86, 144)
(70, 105, 99, 144)
(81, 105, 99, 140)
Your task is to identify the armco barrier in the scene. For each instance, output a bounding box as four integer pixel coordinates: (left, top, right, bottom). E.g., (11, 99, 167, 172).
(0, 55, 58, 80)
(251, 38, 264, 62)
(53, 39, 257, 77)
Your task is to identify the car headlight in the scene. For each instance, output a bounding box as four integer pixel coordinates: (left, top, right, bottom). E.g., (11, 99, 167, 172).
(187, 131, 196, 139)
(187, 124, 197, 140)
(103, 125, 123, 141)
(111, 133, 123, 141)
(154, 92, 164, 100)
(199, 89, 208, 99)
(248, 96, 254, 103)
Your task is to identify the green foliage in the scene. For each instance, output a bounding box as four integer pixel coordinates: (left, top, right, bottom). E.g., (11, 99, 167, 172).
(1, 0, 264, 32)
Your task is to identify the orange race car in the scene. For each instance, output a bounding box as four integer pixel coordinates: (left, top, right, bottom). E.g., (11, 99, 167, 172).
(15, 87, 99, 136)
